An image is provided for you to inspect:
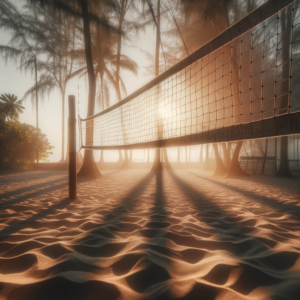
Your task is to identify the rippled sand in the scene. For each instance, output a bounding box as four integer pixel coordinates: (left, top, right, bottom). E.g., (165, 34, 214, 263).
(0, 169, 300, 300)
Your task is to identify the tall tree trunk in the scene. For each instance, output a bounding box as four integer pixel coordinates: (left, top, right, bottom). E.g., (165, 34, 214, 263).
(151, 148, 162, 172)
(222, 142, 231, 169)
(116, 2, 130, 170)
(35, 57, 39, 164)
(60, 91, 65, 162)
(151, 0, 162, 173)
(147, 149, 150, 163)
(99, 150, 104, 163)
(199, 145, 203, 168)
(261, 138, 268, 175)
(118, 150, 123, 163)
(129, 150, 132, 162)
(116, 2, 125, 102)
(120, 150, 130, 169)
(204, 144, 209, 171)
(275, 17, 293, 177)
(226, 141, 247, 177)
(276, 136, 293, 177)
(78, 0, 100, 178)
(163, 148, 172, 169)
(213, 143, 227, 176)
(185, 146, 188, 167)
(65, 116, 70, 162)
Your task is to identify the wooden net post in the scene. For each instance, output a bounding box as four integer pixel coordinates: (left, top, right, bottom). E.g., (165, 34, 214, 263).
(69, 95, 76, 199)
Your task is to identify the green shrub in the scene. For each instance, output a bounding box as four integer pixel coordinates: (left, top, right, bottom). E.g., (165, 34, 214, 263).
(0, 120, 53, 170)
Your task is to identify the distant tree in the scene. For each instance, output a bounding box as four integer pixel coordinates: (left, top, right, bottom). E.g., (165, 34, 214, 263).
(0, 94, 25, 121)
(20, 5, 77, 162)
(0, 0, 40, 133)
(0, 96, 53, 170)
(0, 120, 53, 170)
(180, 0, 260, 177)
(0, 1, 76, 163)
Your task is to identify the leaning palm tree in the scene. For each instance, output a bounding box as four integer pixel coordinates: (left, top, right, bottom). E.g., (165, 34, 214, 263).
(28, 0, 122, 178)
(70, 18, 138, 165)
(70, 21, 138, 111)
(0, 94, 25, 120)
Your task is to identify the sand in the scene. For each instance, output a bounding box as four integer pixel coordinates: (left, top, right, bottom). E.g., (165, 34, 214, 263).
(0, 168, 300, 300)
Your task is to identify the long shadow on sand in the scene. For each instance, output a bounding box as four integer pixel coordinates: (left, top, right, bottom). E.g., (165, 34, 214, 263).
(186, 171, 300, 221)
(5, 171, 154, 300)
(73, 171, 154, 248)
(166, 169, 300, 299)
(0, 197, 73, 241)
(0, 176, 68, 204)
(0, 171, 63, 186)
(0, 180, 68, 211)
(125, 172, 174, 298)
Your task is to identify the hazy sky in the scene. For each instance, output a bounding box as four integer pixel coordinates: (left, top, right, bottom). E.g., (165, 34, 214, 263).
(0, 0, 157, 162)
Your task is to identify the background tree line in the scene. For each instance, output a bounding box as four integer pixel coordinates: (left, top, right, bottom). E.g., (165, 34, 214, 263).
(0, 0, 294, 177)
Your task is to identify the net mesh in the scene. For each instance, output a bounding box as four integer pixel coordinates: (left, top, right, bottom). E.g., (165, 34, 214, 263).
(80, 0, 300, 150)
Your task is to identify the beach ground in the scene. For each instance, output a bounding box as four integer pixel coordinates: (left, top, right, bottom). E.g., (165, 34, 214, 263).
(0, 168, 300, 300)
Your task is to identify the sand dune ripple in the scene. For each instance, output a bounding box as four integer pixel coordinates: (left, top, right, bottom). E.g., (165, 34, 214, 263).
(0, 169, 299, 299)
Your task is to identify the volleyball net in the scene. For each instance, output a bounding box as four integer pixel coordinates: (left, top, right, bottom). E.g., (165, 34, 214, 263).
(79, 0, 300, 151)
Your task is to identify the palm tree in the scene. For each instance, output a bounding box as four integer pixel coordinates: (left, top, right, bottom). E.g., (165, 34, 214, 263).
(0, 94, 25, 120)
(114, 0, 140, 168)
(70, 10, 138, 168)
(0, 1, 78, 163)
(180, 0, 253, 177)
(0, 0, 40, 161)
(28, 0, 122, 178)
(71, 23, 138, 111)
(21, 5, 77, 163)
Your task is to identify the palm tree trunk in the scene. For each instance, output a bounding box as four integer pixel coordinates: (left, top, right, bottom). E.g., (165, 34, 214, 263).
(65, 115, 70, 162)
(116, 2, 125, 102)
(163, 148, 172, 169)
(99, 150, 104, 163)
(147, 149, 150, 163)
(222, 142, 231, 169)
(204, 144, 209, 171)
(213, 143, 227, 176)
(261, 138, 268, 175)
(151, 0, 162, 173)
(276, 136, 293, 177)
(61, 91, 65, 162)
(129, 150, 132, 162)
(78, 0, 100, 178)
(226, 141, 247, 177)
(118, 150, 123, 163)
(275, 18, 293, 178)
(35, 57, 39, 164)
(185, 146, 188, 167)
(120, 150, 130, 169)
(199, 145, 203, 168)
(151, 148, 162, 172)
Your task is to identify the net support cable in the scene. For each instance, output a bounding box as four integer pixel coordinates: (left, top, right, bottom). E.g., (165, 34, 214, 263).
(80, 0, 300, 151)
